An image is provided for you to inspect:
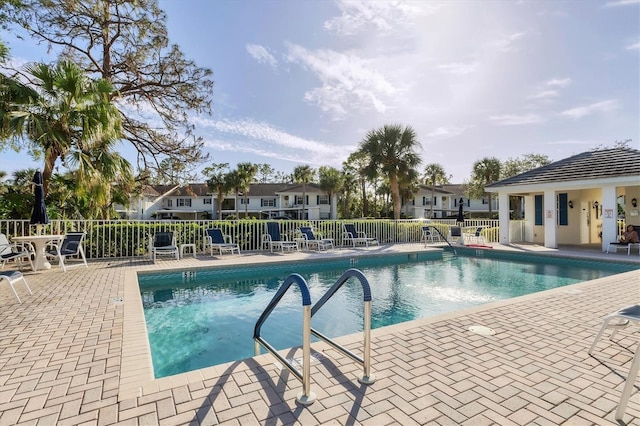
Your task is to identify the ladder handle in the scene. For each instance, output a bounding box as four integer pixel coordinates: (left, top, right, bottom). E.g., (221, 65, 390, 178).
(254, 273, 311, 339)
(311, 268, 371, 316)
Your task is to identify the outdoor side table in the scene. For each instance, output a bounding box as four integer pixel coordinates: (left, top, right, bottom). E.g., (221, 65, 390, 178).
(180, 243, 197, 259)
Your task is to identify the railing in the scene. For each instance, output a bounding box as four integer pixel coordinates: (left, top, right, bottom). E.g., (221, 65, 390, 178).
(310, 268, 375, 384)
(0, 218, 511, 259)
(253, 273, 316, 405)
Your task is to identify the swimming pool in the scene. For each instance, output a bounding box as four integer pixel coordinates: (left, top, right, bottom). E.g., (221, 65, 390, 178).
(138, 251, 637, 378)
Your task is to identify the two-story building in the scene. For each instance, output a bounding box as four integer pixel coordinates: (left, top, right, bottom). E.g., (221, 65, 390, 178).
(401, 184, 502, 219)
(117, 183, 337, 220)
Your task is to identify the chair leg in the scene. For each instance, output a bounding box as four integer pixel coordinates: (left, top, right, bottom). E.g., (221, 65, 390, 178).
(615, 343, 640, 420)
(20, 276, 32, 296)
(589, 317, 613, 354)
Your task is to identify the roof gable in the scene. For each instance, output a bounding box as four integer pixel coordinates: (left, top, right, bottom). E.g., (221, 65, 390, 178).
(487, 148, 640, 188)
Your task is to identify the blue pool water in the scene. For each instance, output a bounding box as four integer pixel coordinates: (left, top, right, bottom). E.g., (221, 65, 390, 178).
(139, 252, 637, 378)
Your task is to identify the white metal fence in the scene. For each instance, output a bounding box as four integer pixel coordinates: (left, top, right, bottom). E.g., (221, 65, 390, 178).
(0, 219, 517, 260)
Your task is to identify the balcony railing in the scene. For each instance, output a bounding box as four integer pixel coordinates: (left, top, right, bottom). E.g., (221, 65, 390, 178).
(0, 219, 512, 260)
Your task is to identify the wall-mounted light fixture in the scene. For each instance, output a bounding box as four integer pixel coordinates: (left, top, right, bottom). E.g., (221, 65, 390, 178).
(593, 201, 600, 219)
(633, 198, 638, 208)
(568, 200, 573, 209)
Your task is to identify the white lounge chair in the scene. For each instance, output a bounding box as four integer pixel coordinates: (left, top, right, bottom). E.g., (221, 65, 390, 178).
(421, 226, 443, 246)
(262, 222, 298, 253)
(588, 305, 640, 421)
(204, 228, 240, 256)
(45, 232, 88, 272)
(343, 223, 378, 247)
(0, 233, 34, 271)
(299, 226, 333, 251)
(0, 270, 32, 303)
(149, 232, 179, 262)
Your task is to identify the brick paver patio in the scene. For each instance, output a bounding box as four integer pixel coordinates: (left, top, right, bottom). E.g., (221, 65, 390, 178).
(0, 244, 638, 425)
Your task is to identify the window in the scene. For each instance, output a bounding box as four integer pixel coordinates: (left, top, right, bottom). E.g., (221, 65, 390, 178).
(240, 198, 248, 205)
(422, 197, 432, 206)
(535, 195, 543, 226)
(295, 195, 308, 205)
(203, 198, 212, 205)
(166, 199, 173, 207)
(318, 195, 330, 205)
(262, 199, 275, 207)
(558, 193, 568, 226)
(176, 198, 191, 207)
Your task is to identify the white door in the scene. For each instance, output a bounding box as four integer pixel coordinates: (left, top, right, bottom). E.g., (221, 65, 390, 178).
(580, 201, 590, 244)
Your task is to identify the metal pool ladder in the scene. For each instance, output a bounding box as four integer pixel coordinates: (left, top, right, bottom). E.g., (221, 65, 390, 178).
(253, 268, 375, 405)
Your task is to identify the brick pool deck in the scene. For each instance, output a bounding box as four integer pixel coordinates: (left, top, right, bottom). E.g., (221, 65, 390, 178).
(0, 243, 639, 425)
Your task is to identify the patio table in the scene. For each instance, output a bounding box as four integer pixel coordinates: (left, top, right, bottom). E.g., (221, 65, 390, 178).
(12, 235, 63, 271)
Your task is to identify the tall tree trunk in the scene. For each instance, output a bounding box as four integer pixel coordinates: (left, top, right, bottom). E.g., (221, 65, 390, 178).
(217, 192, 224, 220)
(302, 183, 306, 220)
(390, 174, 401, 220)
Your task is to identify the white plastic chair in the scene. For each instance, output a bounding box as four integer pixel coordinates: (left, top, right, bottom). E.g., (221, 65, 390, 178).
(46, 232, 88, 272)
(149, 232, 180, 262)
(588, 305, 640, 421)
(0, 270, 32, 303)
(0, 233, 34, 271)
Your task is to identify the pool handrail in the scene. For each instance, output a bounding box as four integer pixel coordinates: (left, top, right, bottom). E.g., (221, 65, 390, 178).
(310, 268, 376, 384)
(253, 273, 316, 405)
(426, 225, 457, 254)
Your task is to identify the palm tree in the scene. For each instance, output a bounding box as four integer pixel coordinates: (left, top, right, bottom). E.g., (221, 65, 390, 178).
(319, 166, 343, 219)
(423, 163, 451, 218)
(469, 157, 502, 215)
(237, 162, 258, 218)
(293, 165, 314, 220)
(225, 169, 242, 218)
(203, 163, 230, 220)
(358, 124, 421, 220)
(5, 61, 122, 195)
(344, 151, 370, 217)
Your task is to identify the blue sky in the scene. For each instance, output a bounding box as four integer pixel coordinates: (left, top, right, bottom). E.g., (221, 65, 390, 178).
(2, 0, 639, 182)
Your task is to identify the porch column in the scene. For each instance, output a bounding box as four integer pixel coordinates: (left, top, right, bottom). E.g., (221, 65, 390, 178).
(498, 191, 510, 244)
(601, 186, 618, 251)
(543, 190, 557, 248)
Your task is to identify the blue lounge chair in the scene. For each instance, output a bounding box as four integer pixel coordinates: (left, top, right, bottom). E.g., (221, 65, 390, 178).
(204, 228, 240, 256)
(421, 226, 443, 246)
(149, 232, 179, 262)
(262, 222, 298, 253)
(0, 233, 34, 271)
(0, 270, 32, 304)
(343, 223, 378, 247)
(299, 227, 334, 251)
(45, 232, 88, 271)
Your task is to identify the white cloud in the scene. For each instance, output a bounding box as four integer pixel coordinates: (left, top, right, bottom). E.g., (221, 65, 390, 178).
(192, 116, 348, 155)
(490, 113, 545, 125)
(560, 99, 619, 119)
(246, 44, 278, 68)
(436, 61, 479, 75)
(603, 0, 640, 7)
(323, 0, 433, 36)
(426, 126, 469, 138)
(546, 78, 572, 87)
(626, 41, 640, 50)
(285, 43, 397, 118)
(529, 90, 559, 100)
(494, 31, 528, 52)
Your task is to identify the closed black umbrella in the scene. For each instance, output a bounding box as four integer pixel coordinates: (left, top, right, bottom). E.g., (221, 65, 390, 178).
(456, 197, 464, 223)
(30, 170, 49, 233)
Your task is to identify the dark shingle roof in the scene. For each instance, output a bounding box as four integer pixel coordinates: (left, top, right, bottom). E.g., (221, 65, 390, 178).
(151, 182, 324, 197)
(487, 148, 640, 188)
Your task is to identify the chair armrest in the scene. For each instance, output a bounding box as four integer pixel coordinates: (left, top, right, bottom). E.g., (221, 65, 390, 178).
(262, 234, 272, 243)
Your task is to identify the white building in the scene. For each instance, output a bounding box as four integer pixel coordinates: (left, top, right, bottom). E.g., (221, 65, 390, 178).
(117, 183, 337, 220)
(485, 147, 640, 251)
